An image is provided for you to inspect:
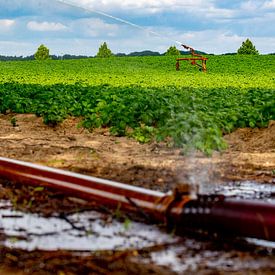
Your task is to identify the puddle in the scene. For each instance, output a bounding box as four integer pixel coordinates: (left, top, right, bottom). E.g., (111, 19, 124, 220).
(149, 243, 275, 273)
(0, 200, 176, 251)
(202, 180, 275, 202)
(1, 180, 275, 273)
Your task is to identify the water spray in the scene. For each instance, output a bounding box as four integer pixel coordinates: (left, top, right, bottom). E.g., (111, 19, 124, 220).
(54, 0, 208, 71)
(55, 0, 183, 46)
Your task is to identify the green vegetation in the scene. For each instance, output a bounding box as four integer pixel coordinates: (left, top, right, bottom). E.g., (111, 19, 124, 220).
(96, 42, 113, 58)
(34, 44, 50, 60)
(0, 55, 274, 154)
(10, 117, 17, 127)
(0, 55, 273, 88)
(237, 39, 259, 55)
(165, 46, 180, 56)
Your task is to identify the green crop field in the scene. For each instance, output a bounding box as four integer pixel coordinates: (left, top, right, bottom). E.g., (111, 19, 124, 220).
(0, 55, 275, 88)
(0, 55, 274, 154)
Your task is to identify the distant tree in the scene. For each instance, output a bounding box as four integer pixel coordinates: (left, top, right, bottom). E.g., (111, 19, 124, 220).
(165, 46, 180, 56)
(237, 39, 259, 55)
(34, 44, 50, 60)
(128, 50, 161, 57)
(96, 42, 113, 58)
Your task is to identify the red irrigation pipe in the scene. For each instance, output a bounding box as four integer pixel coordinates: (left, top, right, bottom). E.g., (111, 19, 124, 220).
(0, 157, 169, 222)
(0, 157, 275, 241)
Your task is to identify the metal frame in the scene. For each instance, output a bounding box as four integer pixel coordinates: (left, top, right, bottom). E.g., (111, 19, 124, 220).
(176, 44, 208, 72)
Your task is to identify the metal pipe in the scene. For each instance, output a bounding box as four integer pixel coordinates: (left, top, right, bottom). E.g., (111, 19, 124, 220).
(169, 194, 275, 241)
(0, 157, 172, 222)
(0, 157, 275, 241)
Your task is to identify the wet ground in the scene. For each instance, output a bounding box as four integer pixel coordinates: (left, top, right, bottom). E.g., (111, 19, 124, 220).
(0, 114, 275, 274)
(1, 180, 275, 274)
(2, 181, 275, 251)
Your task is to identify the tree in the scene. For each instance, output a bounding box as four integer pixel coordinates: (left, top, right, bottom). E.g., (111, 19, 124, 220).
(237, 39, 259, 55)
(165, 46, 180, 56)
(96, 42, 113, 58)
(34, 44, 50, 60)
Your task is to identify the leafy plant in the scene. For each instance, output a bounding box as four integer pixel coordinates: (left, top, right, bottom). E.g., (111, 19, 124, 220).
(131, 125, 155, 143)
(0, 55, 274, 154)
(123, 218, 132, 230)
(10, 117, 17, 127)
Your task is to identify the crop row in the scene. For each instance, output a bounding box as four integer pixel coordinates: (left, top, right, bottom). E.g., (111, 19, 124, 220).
(0, 83, 274, 154)
(0, 55, 274, 89)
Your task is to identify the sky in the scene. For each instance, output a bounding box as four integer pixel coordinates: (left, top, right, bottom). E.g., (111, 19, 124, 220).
(0, 0, 274, 56)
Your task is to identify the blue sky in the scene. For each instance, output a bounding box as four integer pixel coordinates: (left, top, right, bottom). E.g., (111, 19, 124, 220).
(0, 0, 274, 56)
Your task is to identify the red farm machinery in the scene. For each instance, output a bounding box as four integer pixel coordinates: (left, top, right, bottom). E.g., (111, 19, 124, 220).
(176, 44, 208, 72)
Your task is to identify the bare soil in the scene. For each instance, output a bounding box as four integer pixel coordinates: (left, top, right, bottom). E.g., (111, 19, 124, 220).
(0, 114, 275, 274)
(0, 114, 274, 188)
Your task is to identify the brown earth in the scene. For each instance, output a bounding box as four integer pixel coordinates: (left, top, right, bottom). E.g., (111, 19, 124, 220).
(0, 114, 275, 275)
(0, 114, 274, 188)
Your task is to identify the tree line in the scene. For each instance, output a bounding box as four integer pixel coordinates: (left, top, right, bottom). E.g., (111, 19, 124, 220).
(0, 39, 263, 61)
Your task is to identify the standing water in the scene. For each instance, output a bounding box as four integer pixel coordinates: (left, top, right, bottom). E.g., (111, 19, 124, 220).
(1, 180, 275, 273)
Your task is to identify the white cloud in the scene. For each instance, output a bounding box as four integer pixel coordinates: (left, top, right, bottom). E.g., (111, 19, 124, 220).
(71, 18, 119, 37)
(263, 0, 275, 8)
(0, 1, 274, 55)
(203, 6, 236, 20)
(251, 36, 275, 53)
(71, 0, 208, 10)
(1, 26, 274, 57)
(58, 0, 239, 27)
(240, 0, 275, 13)
(240, 1, 262, 11)
(179, 30, 244, 54)
(66, 0, 218, 15)
(176, 29, 275, 54)
(27, 21, 67, 32)
(0, 19, 15, 34)
(0, 19, 15, 27)
(0, 40, 33, 56)
(0, 19, 15, 32)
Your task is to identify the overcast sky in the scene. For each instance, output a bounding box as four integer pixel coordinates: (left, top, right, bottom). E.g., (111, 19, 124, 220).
(0, 0, 274, 56)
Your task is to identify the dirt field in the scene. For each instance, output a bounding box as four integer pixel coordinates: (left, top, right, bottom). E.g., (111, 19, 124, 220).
(0, 114, 274, 187)
(0, 114, 275, 274)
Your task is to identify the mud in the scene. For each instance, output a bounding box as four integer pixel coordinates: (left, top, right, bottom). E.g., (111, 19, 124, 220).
(0, 114, 274, 187)
(0, 114, 275, 274)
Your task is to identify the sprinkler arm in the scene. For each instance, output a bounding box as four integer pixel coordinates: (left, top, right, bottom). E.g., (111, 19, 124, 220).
(182, 44, 192, 51)
(181, 44, 203, 58)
